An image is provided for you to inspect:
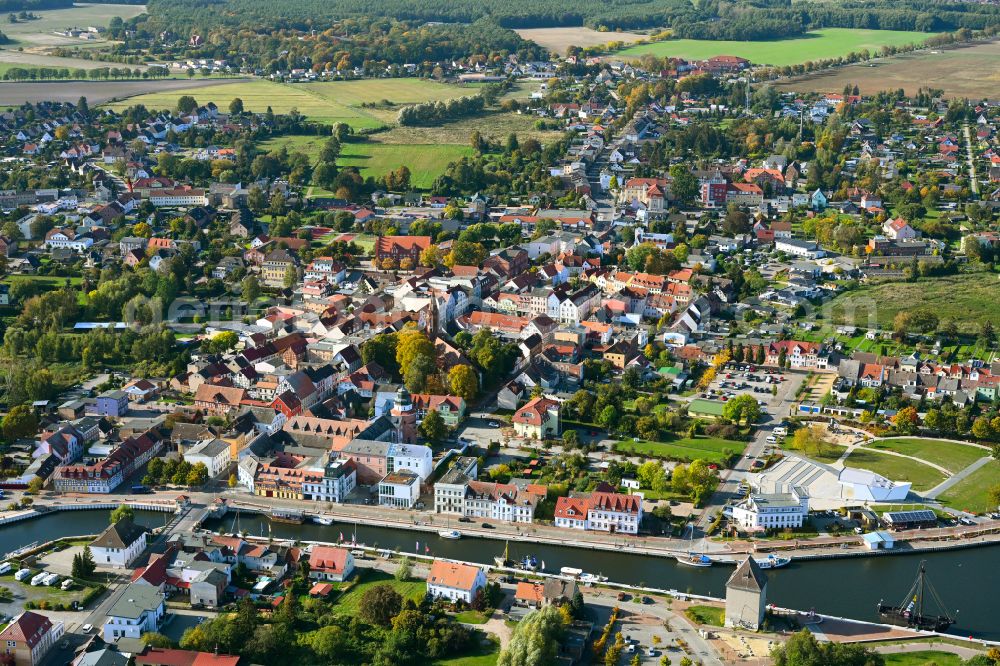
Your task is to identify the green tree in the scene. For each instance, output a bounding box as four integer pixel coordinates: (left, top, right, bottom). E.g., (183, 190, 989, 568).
(497, 605, 567, 666)
(669, 164, 698, 204)
(419, 408, 448, 444)
(358, 584, 402, 626)
(772, 629, 884, 666)
(141, 632, 175, 648)
(395, 556, 412, 581)
(722, 394, 761, 425)
(176, 95, 198, 114)
(110, 504, 135, 524)
(228, 97, 244, 115)
(241, 275, 261, 301)
(2, 404, 37, 440)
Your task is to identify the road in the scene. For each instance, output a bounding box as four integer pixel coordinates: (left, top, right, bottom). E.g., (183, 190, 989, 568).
(963, 123, 980, 195)
(695, 369, 808, 534)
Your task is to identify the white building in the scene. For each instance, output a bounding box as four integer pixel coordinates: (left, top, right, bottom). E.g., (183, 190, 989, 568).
(301, 458, 357, 503)
(103, 584, 165, 642)
(183, 438, 231, 478)
(728, 486, 809, 532)
(387, 443, 433, 480)
(554, 491, 642, 534)
(90, 519, 148, 568)
(775, 239, 825, 259)
(838, 468, 911, 501)
(378, 470, 421, 508)
(426, 560, 487, 604)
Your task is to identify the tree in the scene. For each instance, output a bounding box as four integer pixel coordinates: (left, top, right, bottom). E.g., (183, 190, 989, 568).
(176, 95, 198, 114)
(988, 484, 1000, 510)
(722, 394, 761, 425)
(419, 408, 448, 444)
(2, 404, 37, 440)
(497, 605, 566, 666)
(283, 264, 298, 289)
(26, 477, 44, 494)
(359, 584, 402, 626)
(892, 406, 919, 435)
(771, 629, 884, 666)
(141, 633, 174, 648)
(110, 504, 135, 524)
(448, 364, 478, 401)
(228, 473, 238, 488)
(636, 461, 668, 492)
(186, 462, 209, 487)
(241, 275, 261, 301)
(395, 556, 412, 581)
(792, 424, 833, 458)
(396, 327, 435, 389)
(228, 97, 244, 115)
(669, 165, 698, 204)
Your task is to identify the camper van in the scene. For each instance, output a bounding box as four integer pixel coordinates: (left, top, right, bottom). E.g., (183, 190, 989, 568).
(0, 562, 11, 575)
(60, 579, 73, 591)
(14, 568, 31, 582)
(43, 573, 60, 586)
(30, 572, 48, 586)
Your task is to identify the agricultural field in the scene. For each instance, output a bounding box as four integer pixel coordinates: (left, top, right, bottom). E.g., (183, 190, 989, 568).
(827, 273, 1000, 334)
(613, 435, 744, 465)
(261, 135, 474, 189)
(937, 460, 1000, 514)
(0, 3, 145, 46)
(864, 438, 987, 474)
(515, 26, 645, 54)
(104, 78, 479, 129)
(882, 652, 963, 666)
(0, 77, 248, 106)
(775, 39, 1000, 99)
(617, 28, 930, 67)
(841, 448, 946, 492)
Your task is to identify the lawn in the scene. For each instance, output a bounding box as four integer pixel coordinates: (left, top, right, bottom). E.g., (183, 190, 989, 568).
(454, 610, 490, 625)
(332, 570, 426, 616)
(688, 398, 725, 417)
(684, 604, 725, 627)
(842, 448, 947, 492)
(828, 273, 1000, 334)
(865, 438, 987, 474)
(338, 142, 474, 189)
(614, 436, 744, 465)
(938, 460, 1000, 514)
(617, 28, 931, 67)
(882, 651, 963, 666)
(434, 640, 500, 666)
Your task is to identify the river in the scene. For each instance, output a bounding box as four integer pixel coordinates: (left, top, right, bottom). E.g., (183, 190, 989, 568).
(5, 510, 997, 640)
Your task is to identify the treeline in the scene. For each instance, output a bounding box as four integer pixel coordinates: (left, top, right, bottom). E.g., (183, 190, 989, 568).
(2, 66, 169, 81)
(0, 0, 70, 11)
(397, 95, 484, 126)
(673, 10, 805, 40)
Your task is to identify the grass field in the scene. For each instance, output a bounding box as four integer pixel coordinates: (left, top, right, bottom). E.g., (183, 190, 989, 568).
(828, 273, 1000, 333)
(434, 640, 499, 666)
(332, 570, 425, 615)
(0, 77, 248, 106)
(688, 398, 725, 417)
(938, 460, 1000, 513)
(454, 610, 490, 625)
(261, 134, 473, 189)
(775, 38, 1000, 99)
(0, 3, 145, 43)
(842, 448, 946, 491)
(614, 436, 744, 464)
(684, 605, 725, 627)
(882, 650, 963, 666)
(865, 438, 987, 474)
(515, 26, 645, 54)
(618, 28, 930, 67)
(104, 78, 478, 129)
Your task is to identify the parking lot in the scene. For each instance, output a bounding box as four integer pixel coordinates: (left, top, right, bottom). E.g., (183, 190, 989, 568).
(698, 362, 792, 418)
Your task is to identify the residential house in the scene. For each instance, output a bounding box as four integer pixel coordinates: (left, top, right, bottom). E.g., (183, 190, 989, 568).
(426, 561, 488, 604)
(90, 518, 148, 568)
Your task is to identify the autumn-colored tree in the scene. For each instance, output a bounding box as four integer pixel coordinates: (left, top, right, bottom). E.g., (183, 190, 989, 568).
(448, 364, 478, 401)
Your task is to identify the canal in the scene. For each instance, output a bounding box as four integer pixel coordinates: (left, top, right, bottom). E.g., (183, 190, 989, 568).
(5, 510, 997, 640)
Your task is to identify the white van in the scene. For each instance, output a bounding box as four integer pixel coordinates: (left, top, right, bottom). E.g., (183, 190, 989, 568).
(773, 427, 787, 437)
(43, 573, 60, 586)
(14, 568, 31, 582)
(0, 562, 11, 575)
(765, 435, 777, 444)
(61, 579, 73, 591)
(30, 572, 48, 586)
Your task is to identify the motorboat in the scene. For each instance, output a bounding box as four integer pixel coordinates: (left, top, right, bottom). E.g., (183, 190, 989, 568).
(755, 554, 791, 569)
(438, 529, 462, 540)
(311, 516, 334, 526)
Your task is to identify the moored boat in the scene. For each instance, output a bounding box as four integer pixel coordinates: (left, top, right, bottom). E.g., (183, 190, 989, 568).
(270, 509, 304, 524)
(438, 529, 462, 540)
(755, 554, 791, 569)
(560, 566, 584, 578)
(311, 516, 334, 526)
(877, 561, 955, 632)
(676, 553, 713, 567)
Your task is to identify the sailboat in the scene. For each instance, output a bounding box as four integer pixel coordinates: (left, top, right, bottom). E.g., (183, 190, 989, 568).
(877, 561, 955, 632)
(676, 523, 713, 567)
(494, 540, 513, 567)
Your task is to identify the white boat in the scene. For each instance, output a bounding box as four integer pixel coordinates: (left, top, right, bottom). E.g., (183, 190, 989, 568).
(755, 554, 791, 569)
(438, 529, 462, 540)
(311, 516, 334, 526)
(560, 566, 584, 578)
(580, 572, 608, 583)
(676, 553, 713, 567)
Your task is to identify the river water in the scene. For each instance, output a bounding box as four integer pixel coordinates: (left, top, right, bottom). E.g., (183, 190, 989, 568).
(6, 510, 997, 640)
